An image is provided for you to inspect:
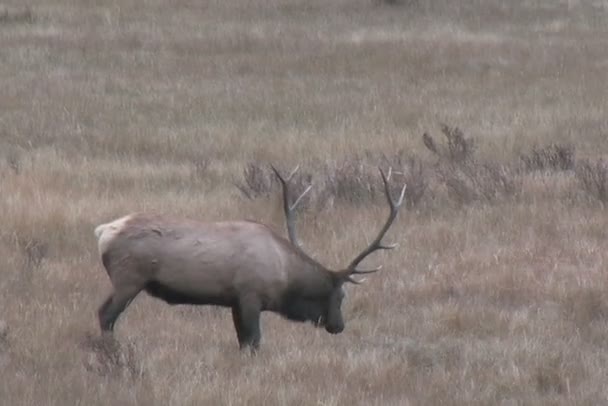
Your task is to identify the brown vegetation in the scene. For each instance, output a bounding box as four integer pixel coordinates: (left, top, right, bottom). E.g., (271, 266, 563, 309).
(1, 0, 608, 404)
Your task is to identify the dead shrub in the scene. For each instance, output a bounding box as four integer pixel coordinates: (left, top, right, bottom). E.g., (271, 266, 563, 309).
(575, 158, 608, 204)
(316, 150, 429, 209)
(235, 162, 317, 209)
(235, 157, 426, 210)
(376, 152, 429, 209)
(399, 157, 428, 209)
(0, 321, 8, 370)
(322, 157, 378, 206)
(423, 124, 476, 164)
(423, 126, 520, 205)
(375, 0, 410, 6)
(0, 320, 8, 352)
(521, 143, 575, 172)
(453, 161, 520, 204)
(190, 157, 210, 183)
(313, 153, 426, 209)
(561, 288, 608, 328)
(237, 128, 528, 209)
(0, 6, 35, 25)
(235, 162, 276, 200)
(21, 238, 48, 270)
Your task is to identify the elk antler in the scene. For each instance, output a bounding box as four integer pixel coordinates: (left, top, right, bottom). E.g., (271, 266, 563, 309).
(271, 165, 312, 249)
(342, 167, 406, 284)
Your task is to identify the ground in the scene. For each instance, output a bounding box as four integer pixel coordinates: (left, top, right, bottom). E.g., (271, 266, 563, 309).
(1, 0, 608, 404)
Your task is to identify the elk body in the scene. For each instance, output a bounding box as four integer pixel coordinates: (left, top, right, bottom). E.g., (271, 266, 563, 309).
(94, 166, 406, 350)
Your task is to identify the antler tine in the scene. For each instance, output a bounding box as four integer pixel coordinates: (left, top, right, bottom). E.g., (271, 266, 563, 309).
(352, 265, 383, 274)
(344, 167, 406, 278)
(287, 165, 300, 181)
(271, 165, 312, 209)
(385, 166, 392, 181)
(291, 184, 312, 211)
(345, 275, 367, 285)
(380, 167, 407, 210)
(270, 164, 312, 248)
(270, 164, 287, 183)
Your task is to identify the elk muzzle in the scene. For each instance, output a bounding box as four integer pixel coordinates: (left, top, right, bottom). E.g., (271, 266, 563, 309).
(325, 322, 344, 334)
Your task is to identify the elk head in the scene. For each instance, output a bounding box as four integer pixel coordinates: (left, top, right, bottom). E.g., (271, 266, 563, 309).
(271, 165, 406, 336)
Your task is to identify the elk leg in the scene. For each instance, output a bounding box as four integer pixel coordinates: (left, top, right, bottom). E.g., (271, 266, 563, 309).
(234, 297, 262, 351)
(231, 306, 245, 344)
(98, 295, 114, 330)
(98, 286, 141, 333)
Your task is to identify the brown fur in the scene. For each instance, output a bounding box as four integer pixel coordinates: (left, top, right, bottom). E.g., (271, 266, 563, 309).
(96, 212, 342, 350)
(96, 167, 404, 351)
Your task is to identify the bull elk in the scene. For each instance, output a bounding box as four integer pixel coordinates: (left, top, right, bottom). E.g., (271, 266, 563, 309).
(94, 165, 406, 351)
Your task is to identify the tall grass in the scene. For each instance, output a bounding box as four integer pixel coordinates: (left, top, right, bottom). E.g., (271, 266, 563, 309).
(2, 0, 608, 404)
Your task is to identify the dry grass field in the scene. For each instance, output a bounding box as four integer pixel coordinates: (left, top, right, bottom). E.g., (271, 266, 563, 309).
(2, 0, 608, 404)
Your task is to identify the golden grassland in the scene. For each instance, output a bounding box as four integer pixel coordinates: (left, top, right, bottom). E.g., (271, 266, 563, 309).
(1, 0, 608, 404)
